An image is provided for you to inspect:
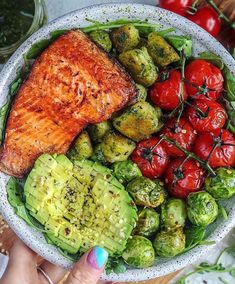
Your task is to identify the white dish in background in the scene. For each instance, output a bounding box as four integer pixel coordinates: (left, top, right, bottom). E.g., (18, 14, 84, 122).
(0, 3, 234, 282)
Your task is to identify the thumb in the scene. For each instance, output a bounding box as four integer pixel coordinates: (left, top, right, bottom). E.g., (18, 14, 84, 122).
(65, 246, 109, 284)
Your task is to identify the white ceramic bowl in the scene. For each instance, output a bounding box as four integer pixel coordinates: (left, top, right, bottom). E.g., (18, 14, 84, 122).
(0, 3, 235, 282)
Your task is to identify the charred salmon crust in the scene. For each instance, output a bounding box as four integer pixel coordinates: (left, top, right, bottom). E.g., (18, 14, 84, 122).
(0, 29, 137, 178)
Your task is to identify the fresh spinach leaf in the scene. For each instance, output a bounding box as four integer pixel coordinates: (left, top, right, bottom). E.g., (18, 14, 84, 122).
(165, 35, 192, 57)
(198, 51, 224, 70)
(223, 66, 235, 102)
(7, 177, 45, 232)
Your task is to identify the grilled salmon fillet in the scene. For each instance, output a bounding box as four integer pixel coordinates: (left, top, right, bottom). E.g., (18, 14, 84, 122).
(0, 30, 136, 178)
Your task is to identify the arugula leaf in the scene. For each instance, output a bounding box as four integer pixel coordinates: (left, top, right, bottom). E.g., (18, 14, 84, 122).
(157, 27, 175, 37)
(7, 177, 45, 232)
(198, 51, 224, 70)
(184, 226, 206, 252)
(106, 257, 126, 274)
(81, 18, 159, 33)
(165, 35, 192, 57)
(219, 205, 228, 220)
(50, 29, 68, 41)
(26, 39, 51, 60)
(223, 66, 235, 102)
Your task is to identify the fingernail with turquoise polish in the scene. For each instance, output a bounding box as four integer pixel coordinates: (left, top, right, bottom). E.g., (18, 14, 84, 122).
(87, 246, 108, 269)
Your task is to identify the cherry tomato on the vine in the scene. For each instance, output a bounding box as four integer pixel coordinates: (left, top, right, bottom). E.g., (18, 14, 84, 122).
(165, 158, 205, 199)
(149, 70, 188, 111)
(185, 59, 224, 100)
(159, 0, 193, 17)
(194, 129, 235, 168)
(160, 117, 197, 157)
(186, 98, 227, 133)
(187, 6, 221, 37)
(131, 137, 169, 179)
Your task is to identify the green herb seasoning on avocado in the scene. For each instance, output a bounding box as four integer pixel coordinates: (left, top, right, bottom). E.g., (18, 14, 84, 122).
(0, 0, 35, 47)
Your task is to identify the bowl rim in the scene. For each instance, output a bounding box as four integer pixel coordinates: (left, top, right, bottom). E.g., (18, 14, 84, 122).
(0, 3, 235, 282)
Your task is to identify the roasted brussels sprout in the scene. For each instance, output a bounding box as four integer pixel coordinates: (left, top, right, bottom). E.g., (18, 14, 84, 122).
(122, 236, 155, 268)
(205, 168, 235, 199)
(136, 84, 148, 102)
(113, 101, 162, 142)
(119, 47, 158, 87)
(187, 191, 219, 226)
(147, 32, 180, 67)
(153, 228, 186, 257)
(100, 132, 136, 163)
(161, 198, 187, 230)
(89, 30, 112, 52)
(90, 144, 107, 165)
(134, 208, 160, 237)
(111, 24, 140, 53)
(126, 176, 165, 207)
(68, 131, 93, 161)
(112, 160, 142, 184)
(87, 121, 111, 143)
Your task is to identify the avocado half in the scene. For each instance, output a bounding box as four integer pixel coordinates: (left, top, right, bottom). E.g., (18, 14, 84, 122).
(24, 154, 137, 255)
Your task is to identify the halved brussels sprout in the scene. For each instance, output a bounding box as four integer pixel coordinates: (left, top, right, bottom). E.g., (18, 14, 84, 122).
(87, 121, 111, 143)
(153, 227, 186, 257)
(119, 47, 158, 87)
(205, 168, 235, 199)
(111, 24, 140, 53)
(113, 101, 162, 142)
(161, 198, 187, 230)
(68, 131, 93, 161)
(89, 30, 112, 52)
(112, 160, 142, 184)
(126, 176, 165, 208)
(122, 235, 155, 268)
(187, 191, 219, 226)
(134, 208, 160, 238)
(100, 132, 136, 163)
(147, 32, 180, 67)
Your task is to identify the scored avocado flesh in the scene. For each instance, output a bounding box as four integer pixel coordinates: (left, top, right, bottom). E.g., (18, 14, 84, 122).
(24, 154, 137, 255)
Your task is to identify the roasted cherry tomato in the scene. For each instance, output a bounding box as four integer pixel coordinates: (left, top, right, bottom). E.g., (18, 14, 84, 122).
(150, 70, 188, 111)
(185, 59, 224, 100)
(194, 129, 235, 168)
(160, 117, 197, 157)
(131, 137, 169, 179)
(159, 0, 193, 16)
(186, 98, 227, 133)
(165, 158, 205, 199)
(187, 6, 221, 37)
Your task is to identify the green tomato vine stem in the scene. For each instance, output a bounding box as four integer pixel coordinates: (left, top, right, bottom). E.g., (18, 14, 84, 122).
(160, 135, 216, 176)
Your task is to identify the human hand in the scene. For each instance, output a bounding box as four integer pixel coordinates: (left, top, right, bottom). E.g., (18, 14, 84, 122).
(0, 240, 112, 284)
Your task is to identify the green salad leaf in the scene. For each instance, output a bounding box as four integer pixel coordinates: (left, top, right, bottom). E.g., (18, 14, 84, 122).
(6, 177, 45, 232)
(198, 51, 224, 70)
(224, 67, 235, 102)
(184, 226, 206, 252)
(26, 39, 51, 60)
(0, 74, 23, 144)
(106, 257, 127, 274)
(81, 18, 159, 33)
(165, 35, 192, 57)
